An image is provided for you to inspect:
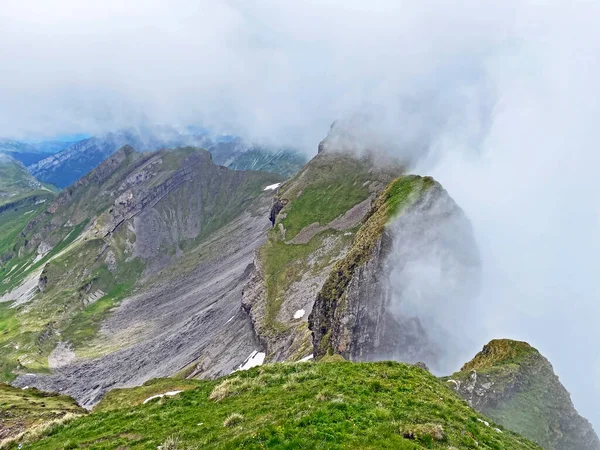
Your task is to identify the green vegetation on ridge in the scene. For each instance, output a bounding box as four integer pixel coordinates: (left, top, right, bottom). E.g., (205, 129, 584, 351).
(5, 361, 540, 449)
(314, 175, 436, 357)
(449, 339, 595, 450)
(277, 153, 376, 240)
(257, 152, 400, 339)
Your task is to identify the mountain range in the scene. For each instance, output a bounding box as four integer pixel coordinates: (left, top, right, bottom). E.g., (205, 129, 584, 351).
(0, 124, 596, 449)
(27, 126, 306, 188)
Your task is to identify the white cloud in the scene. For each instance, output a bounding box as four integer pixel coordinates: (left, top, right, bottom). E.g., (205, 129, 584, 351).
(1, 0, 599, 430)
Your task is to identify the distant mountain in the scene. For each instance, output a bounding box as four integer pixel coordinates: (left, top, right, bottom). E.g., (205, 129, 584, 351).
(0, 138, 81, 166)
(0, 153, 44, 199)
(0, 153, 56, 264)
(27, 127, 210, 188)
(209, 140, 307, 178)
(28, 127, 307, 188)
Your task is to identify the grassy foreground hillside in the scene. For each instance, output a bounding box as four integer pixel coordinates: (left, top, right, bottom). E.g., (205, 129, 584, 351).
(0, 383, 85, 442)
(6, 361, 540, 449)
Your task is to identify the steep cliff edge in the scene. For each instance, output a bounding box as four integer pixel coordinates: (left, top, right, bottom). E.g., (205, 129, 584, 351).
(309, 175, 480, 371)
(447, 339, 600, 450)
(242, 143, 402, 363)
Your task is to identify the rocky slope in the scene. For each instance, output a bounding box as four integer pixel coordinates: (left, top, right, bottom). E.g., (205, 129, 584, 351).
(241, 121, 480, 374)
(447, 340, 600, 450)
(242, 143, 402, 363)
(0, 146, 283, 405)
(0, 155, 56, 270)
(309, 175, 481, 371)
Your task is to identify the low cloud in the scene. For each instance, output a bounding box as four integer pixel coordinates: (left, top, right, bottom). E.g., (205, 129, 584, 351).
(2, 0, 599, 430)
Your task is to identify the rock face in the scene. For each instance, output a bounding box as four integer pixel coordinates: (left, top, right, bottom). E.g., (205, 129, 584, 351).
(242, 145, 402, 363)
(3, 146, 284, 406)
(448, 339, 600, 450)
(309, 176, 480, 372)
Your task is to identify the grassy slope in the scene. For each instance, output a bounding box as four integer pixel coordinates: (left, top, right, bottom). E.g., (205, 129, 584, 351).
(278, 153, 376, 241)
(0, 383, 85, 443)
(0, 191, 55, 263)
(10, 361, 540, 450)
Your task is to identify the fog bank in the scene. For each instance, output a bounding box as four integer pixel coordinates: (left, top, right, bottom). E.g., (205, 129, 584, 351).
(2, 0, 599, 430)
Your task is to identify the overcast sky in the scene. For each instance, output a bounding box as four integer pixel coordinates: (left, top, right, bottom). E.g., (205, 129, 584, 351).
(2, 0, 600, 431)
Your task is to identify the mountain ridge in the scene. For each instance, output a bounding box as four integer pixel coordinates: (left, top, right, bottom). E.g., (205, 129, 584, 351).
(448, 339, 600, 450)
(0, 131, 595, 449)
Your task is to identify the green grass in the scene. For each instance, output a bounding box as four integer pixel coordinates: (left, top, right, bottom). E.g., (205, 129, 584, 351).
(0, 219, 88, 296)
(0, 154, 41, 196)
(260, 230, 354, 333)
(0, 303, 22, 381)
(60, 278, 139, 351)
(0, 236, 144, 380)
(279, 161, 372, 240)
(460, 340, 540, 372)
(10, 361, 540, 449)
(0, 383, 85, 444)
(0, 192, 55, 263)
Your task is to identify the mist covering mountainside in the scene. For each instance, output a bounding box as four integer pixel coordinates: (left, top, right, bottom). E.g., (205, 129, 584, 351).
(0, 124, 596, 449)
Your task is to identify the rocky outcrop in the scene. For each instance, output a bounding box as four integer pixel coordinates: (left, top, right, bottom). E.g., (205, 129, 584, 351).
(309, 177, 480, 372)
(242, 148, 402, 363)
(448, 340, 600, 450)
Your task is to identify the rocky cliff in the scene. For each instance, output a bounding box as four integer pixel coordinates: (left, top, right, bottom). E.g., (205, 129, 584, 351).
(448, 339, 600, 450)
(242, 140, 402, 363)
(309, 175, 480, 371)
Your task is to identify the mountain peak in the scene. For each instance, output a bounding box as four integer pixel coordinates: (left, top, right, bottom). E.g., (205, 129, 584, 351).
(461, 339, 540, 371)
(450, 339, 600, 450)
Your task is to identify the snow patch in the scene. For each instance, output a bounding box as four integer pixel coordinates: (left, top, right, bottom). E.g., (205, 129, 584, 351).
(225, 315, 235, 325)
(299, 354, 314, 362)
(143, 390, 183, 404)
(293, 309, 305, 319)
(263, 183, 282, 191)
(235, 350, 266, 372)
